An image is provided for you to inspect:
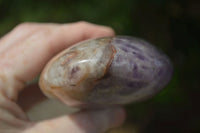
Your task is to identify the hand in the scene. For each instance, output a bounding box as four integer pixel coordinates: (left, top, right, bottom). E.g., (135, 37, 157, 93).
(0, 21, 126, 133)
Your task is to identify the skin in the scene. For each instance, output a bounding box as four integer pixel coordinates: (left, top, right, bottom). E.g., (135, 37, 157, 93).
(0, 21, 126, 133)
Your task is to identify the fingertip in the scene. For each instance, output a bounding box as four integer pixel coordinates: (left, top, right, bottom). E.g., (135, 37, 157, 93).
(71, 21, 115, 38)
(96, 26, 115, 37)
(89, 24, 115, 38)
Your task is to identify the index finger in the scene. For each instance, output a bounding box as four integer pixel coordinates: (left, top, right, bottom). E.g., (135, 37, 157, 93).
(0, 21, 115, 101)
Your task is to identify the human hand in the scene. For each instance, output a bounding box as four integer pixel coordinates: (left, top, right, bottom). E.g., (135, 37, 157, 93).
(0, 22, 126, 133)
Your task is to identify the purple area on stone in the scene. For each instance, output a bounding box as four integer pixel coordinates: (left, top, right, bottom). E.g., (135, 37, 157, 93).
(87, 36, 173, 105)
(102, 36, 172, 102)
(89, 36, 173, 105)
(124, 42, 141, 52)
(71, 66, 80, 75)
(132, 64, 142, 79)
(115, 55, 123, 63)
(120, 47, 129, 52)
(135, 54, 146, 61)
(120, 81, 149, 95)
(69, 66, 80, 79)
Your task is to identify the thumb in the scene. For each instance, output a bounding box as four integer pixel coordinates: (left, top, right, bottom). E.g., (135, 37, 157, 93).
(24, 107, 126, 133)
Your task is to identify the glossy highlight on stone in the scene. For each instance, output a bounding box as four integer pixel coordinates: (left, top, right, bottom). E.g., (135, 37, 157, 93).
(39, 36, 173, 108)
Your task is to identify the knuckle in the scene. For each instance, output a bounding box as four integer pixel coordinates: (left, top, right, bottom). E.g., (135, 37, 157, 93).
(28, 29, 52, 42)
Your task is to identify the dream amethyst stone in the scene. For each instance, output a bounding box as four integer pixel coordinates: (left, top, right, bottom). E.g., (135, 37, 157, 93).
(39, 36, 173, 108)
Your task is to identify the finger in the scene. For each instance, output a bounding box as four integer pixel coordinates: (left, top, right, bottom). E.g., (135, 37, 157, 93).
(0, 93, 28, 121)
(17, 83, 78, 120)
(0, 21, 115, 101)
(0, 93, 31, 131)
(25, 107, 126, 133)
(0, 23, 55, 54)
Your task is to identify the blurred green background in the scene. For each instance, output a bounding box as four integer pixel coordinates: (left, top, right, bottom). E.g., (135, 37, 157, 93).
(0, 0, 199, 132)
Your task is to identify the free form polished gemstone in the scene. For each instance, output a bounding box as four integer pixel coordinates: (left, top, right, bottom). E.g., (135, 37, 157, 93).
(39, 36, 173, 108)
